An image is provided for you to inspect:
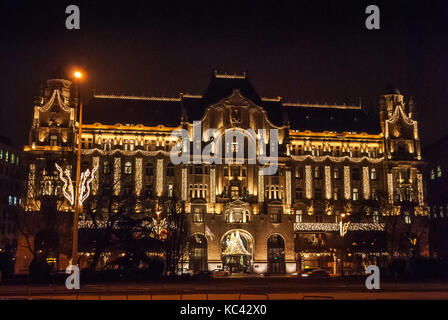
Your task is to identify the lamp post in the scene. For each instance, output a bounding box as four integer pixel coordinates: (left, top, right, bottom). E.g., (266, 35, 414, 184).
(72, 70, 83, 266)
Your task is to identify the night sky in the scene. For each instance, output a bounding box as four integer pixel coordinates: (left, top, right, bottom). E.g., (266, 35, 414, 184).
(1, 0, 447, 148)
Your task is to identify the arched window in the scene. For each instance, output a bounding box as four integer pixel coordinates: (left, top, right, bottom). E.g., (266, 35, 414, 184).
(124, 161, 132, 174)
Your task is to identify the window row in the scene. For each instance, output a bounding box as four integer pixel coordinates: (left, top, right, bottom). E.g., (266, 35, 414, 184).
(290, 145, 379, 158)
(294, 166, 378, 180)
(0, 150, 19, 166)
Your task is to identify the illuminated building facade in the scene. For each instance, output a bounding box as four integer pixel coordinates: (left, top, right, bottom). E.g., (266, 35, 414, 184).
(18, 72, 427, 274)
(424, 135, 448, 260)
(0, 136, 22, 250)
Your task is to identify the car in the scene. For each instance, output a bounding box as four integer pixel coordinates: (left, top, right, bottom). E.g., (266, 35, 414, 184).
(300, 269, 330, 278)
(212, 269, 230, 277)
(298, 268, 318, 276)
(192, 270, 214, 280)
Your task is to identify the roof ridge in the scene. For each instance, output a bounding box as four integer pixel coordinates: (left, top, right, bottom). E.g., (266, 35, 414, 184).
(283, 102, 361, 110)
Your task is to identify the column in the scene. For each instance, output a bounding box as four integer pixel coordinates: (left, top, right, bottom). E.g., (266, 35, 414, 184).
(305, 165, 312, 199)
(286, 168, 292, 207)
(135, 157, 142, 196)
(344, 166, 351, 199)
(258, 168, 264, 202)
(113, 157, 121, 196)
(92, 156, 99, 195)
(210, 167, 216, 203)
(182, 166, 188, 201)
(325, 165, 331, 199)
(156, 158, 164, 196)
(362, 166, 370, 200)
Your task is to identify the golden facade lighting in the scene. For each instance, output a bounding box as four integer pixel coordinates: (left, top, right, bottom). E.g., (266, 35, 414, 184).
(156, 159, 164, 196)
(387, 173, 394, 204)
(344, 166, 351, 199)
(286, 169, 292, 206)
(363, 166, 370, 200)
(417, 173, 424, 206)
(324, 166, 331, 199)
(135, 158, 142, 196)
(305, 165, 312, 199)
(258, 169, 264, 202)
(182, 167, 188, 201)
(92, 157, 99, 195)
(114, 157, 121, 195)
(210, 167, 216, 203)
(27, 163, 35, 199)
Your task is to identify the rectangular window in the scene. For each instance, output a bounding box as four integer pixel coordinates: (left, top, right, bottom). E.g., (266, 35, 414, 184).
(314, 188, 322, 200)
(295, 210, 303, 223)
(231, 166, 240, 177)
(270, 210, 282, 223)
(193, 207, 204, 223)
(352, 168, 360, 181)
(103, 161, 110, 174)
(333, 168, 340, 180)
(50, 135, 58, 146)
(373, 211, 379, 223)
(352, 188, 359, 201)
(295, 188, 303, 200)
(333, 187, 339, 200)
(370, 168, 377, 180)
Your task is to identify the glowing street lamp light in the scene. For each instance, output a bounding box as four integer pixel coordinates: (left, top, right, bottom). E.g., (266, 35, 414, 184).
(74, 71, 82, 79)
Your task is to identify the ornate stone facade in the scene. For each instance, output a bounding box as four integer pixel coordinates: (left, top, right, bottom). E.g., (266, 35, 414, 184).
(19, 72, 427, 274)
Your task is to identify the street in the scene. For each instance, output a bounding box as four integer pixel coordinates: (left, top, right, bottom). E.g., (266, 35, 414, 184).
(1, 276, 448, 300)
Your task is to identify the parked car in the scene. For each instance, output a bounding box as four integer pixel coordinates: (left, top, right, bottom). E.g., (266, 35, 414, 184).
(301, 269, 330, 278)
(213, 269, 230, 277)
(298, 268, 318, 277)
(192, 271, 214, 280)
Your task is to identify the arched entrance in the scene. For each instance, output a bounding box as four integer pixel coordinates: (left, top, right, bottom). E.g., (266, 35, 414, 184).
(267, 234, 286, 274)
(221, 230, 254, 274)
(189, 234, 207, 272)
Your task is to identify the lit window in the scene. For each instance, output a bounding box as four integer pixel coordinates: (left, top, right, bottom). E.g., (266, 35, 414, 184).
(103, 161, 110, 174)
(373, 211, 379, 223)
(8, 196, 12, 206)
(5, 152, 8, 162)
(430, 169, 435, 180)
(404, 212, 411, 224)
(437, 166, 442, 178)
(295, 210, 303, 223)
(11, 154, 15, 164)
(333, 187, 339, 200)
(50, 135, 58, 146)
(370, 168, 377, 180)
(333, 168, 340, 179)
(352, 188, 359, 201)
(0, 150, 2, 160)
(124, 161, 132, 174)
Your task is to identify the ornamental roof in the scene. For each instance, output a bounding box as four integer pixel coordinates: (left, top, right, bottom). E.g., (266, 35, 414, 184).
(83, 72, 380, 134)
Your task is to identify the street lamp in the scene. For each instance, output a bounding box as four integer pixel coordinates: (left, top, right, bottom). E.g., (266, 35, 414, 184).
(72, 70, 84, 266)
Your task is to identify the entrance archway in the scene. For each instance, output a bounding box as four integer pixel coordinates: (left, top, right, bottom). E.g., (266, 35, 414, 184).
(189, 234, 207, 272)
(267, 234, 286, 274)
(221, 230, 254, 273)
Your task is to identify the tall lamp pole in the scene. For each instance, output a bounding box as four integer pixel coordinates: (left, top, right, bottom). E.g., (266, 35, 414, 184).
(72, 70, 83, 265)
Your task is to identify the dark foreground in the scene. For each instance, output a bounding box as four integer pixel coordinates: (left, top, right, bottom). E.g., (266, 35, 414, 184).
(1, 276, 448, 300)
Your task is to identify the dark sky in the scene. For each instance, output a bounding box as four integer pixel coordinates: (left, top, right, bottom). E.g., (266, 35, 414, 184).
(1, 0, 447, 148)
